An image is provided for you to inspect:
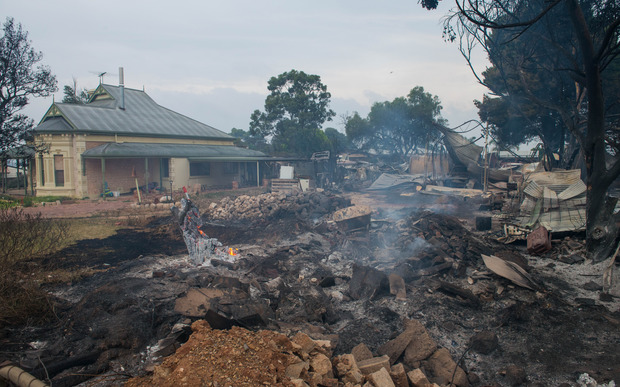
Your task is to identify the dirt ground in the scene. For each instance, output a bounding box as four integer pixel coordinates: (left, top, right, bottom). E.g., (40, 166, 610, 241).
(1, 188, 619, 387)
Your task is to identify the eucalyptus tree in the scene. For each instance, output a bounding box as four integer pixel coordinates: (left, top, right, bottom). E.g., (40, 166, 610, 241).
(421, 0, 620, 260)
(345, 86, 446, 161)
(0, 17, 57, 153)
(249, 69, 335, 157)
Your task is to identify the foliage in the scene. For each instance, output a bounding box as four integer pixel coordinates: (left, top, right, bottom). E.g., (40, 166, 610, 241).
(432, 0, 620, 260)
(62, 84, 89, 104)
(229, 127, 269, 153)
(249, 69, 336, 156)
(324, 127, 350, 154)
(345, 86, 446, 160)
(0, 17, 57, 153)
(0, 208, 68, 327)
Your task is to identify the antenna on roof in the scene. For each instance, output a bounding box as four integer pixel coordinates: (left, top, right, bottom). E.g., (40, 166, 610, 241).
(98, 72, 106, 84)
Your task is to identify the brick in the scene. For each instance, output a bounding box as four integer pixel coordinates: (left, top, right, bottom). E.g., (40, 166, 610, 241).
(352, 342, 374, 362)
(389, 363, 409, 387)
(407, 368, 430, 387)
(357, 355, 391, 375)
(367, 367, 396, 387)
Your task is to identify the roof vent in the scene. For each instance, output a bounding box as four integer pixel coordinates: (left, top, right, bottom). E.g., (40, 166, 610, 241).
(119, 67, 125, 110)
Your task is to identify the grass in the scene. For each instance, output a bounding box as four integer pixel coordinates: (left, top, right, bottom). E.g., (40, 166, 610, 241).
(0, 194, 72, 209)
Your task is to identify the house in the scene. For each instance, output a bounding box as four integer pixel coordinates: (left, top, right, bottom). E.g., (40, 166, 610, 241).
(33, 83, 269, 198)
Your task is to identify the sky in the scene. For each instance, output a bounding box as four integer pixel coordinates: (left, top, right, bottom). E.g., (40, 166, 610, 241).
(2, 0, 490, 137)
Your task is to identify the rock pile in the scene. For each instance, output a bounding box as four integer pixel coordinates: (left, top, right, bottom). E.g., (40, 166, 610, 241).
(204, 191, 350, 223)
(127, 318, 474, 387)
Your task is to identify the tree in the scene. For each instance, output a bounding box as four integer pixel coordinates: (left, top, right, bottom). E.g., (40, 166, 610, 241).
(230, 127, 269, 153)
(249, 69, 336, 156)
(324, 127, 349, 154)
(0, 17, 57, 152)
(345, 86, 446, 160)
(62, 80, 89, 104)
(425, 0, 620, 260)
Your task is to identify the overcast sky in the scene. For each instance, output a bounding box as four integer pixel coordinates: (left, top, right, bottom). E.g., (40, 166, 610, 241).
(2, 0, 489, 136)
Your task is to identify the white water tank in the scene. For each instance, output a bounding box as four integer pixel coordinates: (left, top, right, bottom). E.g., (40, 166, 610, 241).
(280, 166, 294, 179)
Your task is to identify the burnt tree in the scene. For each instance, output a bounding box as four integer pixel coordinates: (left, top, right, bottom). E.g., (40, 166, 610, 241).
(427, 0, 620, 261)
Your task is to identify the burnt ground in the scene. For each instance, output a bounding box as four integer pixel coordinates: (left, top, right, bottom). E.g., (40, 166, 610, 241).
(1, 190, 619, 386)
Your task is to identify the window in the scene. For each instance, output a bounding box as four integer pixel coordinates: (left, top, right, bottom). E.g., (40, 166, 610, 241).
(190, 162, 210, 176)
(161, 158, 169, 178)
(39, 154, 45, 184)
(54, 155, 64, 187)
(223, 162, 238, 174)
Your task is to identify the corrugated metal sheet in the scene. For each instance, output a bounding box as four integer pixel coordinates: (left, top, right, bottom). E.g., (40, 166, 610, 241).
(35, 84, 233, 140)
(515, 169, 586, 232)
(82, 143, 267, 160)
(558, 180, 587, 200)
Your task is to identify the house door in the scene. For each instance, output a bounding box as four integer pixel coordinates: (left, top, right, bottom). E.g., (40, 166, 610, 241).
(54, 155, 64, 187)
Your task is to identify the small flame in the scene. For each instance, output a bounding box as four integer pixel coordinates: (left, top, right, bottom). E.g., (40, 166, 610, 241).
(228, 247, 238, 256)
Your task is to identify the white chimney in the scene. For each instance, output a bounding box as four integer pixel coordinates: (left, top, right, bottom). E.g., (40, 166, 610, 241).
(119, 67, 125, 110)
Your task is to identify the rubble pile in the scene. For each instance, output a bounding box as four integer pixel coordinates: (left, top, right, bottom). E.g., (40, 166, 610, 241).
(127, 318, 472, 387)
(386, 210, 493, 279)
(204, 190, 350, 223)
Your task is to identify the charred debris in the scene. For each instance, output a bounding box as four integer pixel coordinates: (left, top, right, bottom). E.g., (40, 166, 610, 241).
(1, 145, 619, 387)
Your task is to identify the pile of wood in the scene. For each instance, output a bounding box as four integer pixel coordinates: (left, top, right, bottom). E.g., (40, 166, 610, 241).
(381, 211, 492, 280)
(204, 191, 350, 222)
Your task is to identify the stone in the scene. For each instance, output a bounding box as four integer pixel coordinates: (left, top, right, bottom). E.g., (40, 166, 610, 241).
(320, 378, 339, 387)
(349, 264, 389, 300)
(293, 332, 317, 354)
(469, 330, 499, 355)
(352, 342, 374, 362)
(389, 363, 408, 387)
(423, 348, 469, 387)
(582, 281, 603, 291)
(407, 368, 430, 387)
(286, 361, 309, 379)
(314, 339, 333, 356)
(377, 323, 417, 364)
(504, 364, 527, 386)
(290, 379, 310, 387)
(402, 319, 437, 367)
(357, 355, 391, 375)
(366, 367, 396, 387)
(388, 273, 407, 300)
(333, 354, 364, 384)
(310, 353, 334, 379)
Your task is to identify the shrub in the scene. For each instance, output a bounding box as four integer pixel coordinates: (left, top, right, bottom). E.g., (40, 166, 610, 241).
(0, 208, 69, 327)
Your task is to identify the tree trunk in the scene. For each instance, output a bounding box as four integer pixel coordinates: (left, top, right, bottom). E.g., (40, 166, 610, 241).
(566, 0, 619, 261)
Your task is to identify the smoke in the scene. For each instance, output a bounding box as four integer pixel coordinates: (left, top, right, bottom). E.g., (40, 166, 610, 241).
(404, 237, 431, 256)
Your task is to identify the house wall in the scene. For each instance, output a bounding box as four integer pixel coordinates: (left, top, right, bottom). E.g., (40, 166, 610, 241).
(35, 133, 77, 197)
(84, 157, 162, 196)
(170, 159, 243, 191)
(34, 132, 236, 198)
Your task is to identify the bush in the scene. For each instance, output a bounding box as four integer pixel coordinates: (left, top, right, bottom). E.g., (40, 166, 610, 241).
(0, 208, 69, 327)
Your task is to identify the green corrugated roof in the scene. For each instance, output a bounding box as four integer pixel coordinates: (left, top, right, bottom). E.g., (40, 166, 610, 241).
(82, 143, 268, 160)
(35, 84, 233, 140)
